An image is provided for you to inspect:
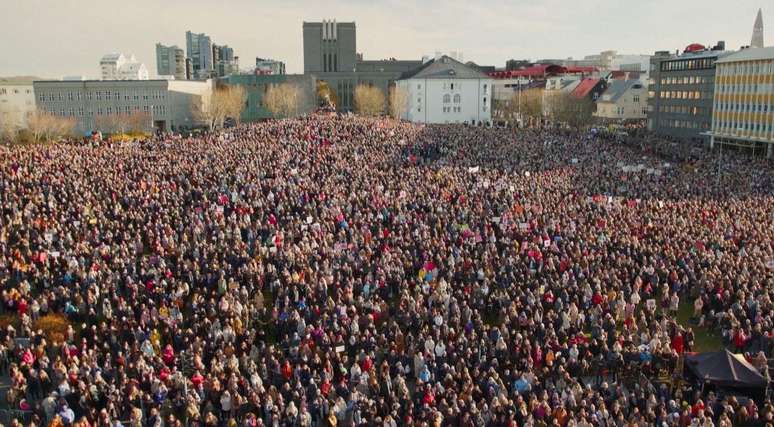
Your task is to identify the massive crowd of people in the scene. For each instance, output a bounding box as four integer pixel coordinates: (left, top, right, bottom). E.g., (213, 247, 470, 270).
(0, 115, 772, 427)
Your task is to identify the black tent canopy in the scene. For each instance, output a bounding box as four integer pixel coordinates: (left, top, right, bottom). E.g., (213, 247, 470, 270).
(686, 349, 768, 389)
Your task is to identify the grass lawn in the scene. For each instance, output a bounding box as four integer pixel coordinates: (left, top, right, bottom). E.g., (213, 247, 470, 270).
(676, 297, 724, 353)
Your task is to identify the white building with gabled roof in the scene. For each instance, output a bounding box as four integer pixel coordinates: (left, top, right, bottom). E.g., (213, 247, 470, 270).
(396, 55, 492, 124)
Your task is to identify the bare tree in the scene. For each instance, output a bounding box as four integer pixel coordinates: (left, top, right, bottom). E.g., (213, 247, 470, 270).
(27, 109, 76, 143)
(545, 92, 595, 129)
(192, 87, 245, 130)
(264, 83, 303, 119)
(506, 88, 544, 126)
(388, 86, 409, 119)
(0, 113, 17, 143)
(354, 85, 385, 117)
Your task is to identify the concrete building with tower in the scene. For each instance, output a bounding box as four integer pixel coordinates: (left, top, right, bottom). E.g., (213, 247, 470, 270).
(302, 20, 421, 111)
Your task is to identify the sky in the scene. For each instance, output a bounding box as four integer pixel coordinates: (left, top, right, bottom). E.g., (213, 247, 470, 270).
(0, 0, 768, 78)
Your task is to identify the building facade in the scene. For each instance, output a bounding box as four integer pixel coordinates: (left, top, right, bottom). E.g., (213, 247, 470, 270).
(397, 56, 492, 124)
(213, 44, 238, 77)
(647, 44, 731, 142)
(186, 31, 213, 80)
(33, 79, 214, 134)
(255, 58, 286, 75)
(594, 79, 648, 121)
(302, 20, 421, 111)
(222, 74, 316, 121)
(100, 53, 149, 81)
(0, 78, 36, 130)
(303, 20, 357, 73)
(156, 44, 187, 80)
(710, 47, 774, 158)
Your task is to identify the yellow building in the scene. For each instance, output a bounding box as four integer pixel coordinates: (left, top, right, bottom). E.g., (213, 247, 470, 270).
(710, 46, 774, 158)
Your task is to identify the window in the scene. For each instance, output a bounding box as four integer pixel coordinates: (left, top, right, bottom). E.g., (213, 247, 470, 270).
(106, 107, 112, 115)
(417, 84, 421, 90)
(633, 95, 640, 103)
(443, 94, 451, 103)
(483, 84, 488, 94)
(450, 83, 454, 90)
(453, 94, 461, 104)
(38, 93, 45, 101)
(0, 88, 6, 95)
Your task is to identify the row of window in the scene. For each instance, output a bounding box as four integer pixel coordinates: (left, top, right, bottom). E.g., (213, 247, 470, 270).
(443, 94, 461, 104)
(45, 104, 166, 117)
(717, 61, 774, 76)
(443, 106, 462, 113)
(716, 83, 774, 95)
(658, 105, 707, 115)
(37, 91, 167, 102)
(714, 102, 774, 113)
(613, 107, 648, 115)
(660, 76, 713, 85)
(716, 121, 774, 133)
(0, 88, 32, 96)
(660, 120, 710, 130)
(660, 90, 711, 100)
(660, 58, 716, 72)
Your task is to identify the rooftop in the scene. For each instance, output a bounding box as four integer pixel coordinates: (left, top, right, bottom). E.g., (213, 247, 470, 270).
(716, 46, 774, 63)
(399, 55, 490, 80)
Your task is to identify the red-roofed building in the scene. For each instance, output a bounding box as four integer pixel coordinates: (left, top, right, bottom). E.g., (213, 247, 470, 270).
(570, 78, 608, 101)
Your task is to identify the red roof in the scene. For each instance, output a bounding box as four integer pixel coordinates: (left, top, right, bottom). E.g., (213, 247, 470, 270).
(489, 64, 567, 79)
(684, 43, 706, 53)
(489, 64, 598, 80)
(571, 78, 601, 99)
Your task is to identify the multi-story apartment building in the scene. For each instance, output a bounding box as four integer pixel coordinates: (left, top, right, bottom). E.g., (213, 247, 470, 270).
(646, 42, 732, 143)
(710, 47, 774, 158)
(156, 44, 187, 80)
(33, 79, 213, 134)
(255, 58, 286, 75)
(100, 53, 149, 81)
(186, 31, 213, 80)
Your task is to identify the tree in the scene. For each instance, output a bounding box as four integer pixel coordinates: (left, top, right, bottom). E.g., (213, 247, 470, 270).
(26, 109, 76, 143)
(264, 83, 303, 118)
(505, 88, 544, 126)
(0, 113, 17, 143)
(316, 81, 339, 108)
(545, 92, 595, 129)
(95, 111, 151, 134)
(193, 86, 247, 130)
(388, 86, 409, 119)
(354, 85, 385, 117)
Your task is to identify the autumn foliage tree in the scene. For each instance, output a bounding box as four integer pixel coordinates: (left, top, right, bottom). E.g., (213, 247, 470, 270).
(354, 85, 385, 117)
(506, 88, 545, 126)
(95, 111, 151, 134)
(388, 86, 409, 119)
(316, 81, 339, 108)
(264, 83, 303, 118)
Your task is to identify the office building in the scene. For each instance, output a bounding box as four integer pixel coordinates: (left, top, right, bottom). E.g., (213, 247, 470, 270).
(222, 74, 316, 121)
(396, 55, 492, 124)
(213, 44, 238, 77)
(751, 9, 765, 49)
(186, 31, 213, 79)
(100, 53, 149, 81)
(255, 58, 286, 75)
(156, 43, 187, 80)
(302, 20, 421, 110)
(0, 77, 37, 130)
(646, 42, 732, 142)
(33, 79, 214, 134)
(710, 46, 774, 158)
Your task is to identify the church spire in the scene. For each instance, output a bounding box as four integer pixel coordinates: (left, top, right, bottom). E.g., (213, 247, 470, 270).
(751, 9, 764, 48)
